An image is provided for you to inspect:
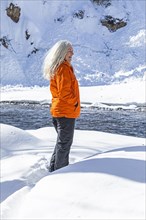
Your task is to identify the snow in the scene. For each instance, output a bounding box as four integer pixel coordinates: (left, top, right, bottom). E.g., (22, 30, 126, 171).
(1, 124, 145, 219)
(1, 78, 145, 105)
(1, 82, 146, 219)
(127, 29, 146, 47)
(1, 0, 146, 86)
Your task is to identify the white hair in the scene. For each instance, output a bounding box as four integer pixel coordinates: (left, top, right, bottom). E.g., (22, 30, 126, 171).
(43, 40, 72, 80)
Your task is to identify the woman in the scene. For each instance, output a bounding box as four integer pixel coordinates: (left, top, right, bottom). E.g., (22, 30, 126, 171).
(43, 40, 80, 172)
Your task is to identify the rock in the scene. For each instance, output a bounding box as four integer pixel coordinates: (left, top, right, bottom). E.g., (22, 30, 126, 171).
(6, 3, 21, 23)
(101, 15, 127, 32)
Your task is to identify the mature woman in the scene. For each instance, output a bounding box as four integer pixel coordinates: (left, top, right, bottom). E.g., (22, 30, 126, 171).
(43, 40, 80, 172)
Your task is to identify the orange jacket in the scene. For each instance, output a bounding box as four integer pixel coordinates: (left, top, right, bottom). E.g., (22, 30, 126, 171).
(50, 61, 80, 118)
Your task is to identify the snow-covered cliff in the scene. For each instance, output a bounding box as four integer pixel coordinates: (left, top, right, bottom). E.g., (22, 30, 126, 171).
(1, 0, 145, 86)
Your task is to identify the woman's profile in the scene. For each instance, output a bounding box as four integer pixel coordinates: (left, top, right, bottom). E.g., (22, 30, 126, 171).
(43, 40, 80, 172)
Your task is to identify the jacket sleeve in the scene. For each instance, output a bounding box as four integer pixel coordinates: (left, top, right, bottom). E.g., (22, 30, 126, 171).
(56, 65, 77, 105)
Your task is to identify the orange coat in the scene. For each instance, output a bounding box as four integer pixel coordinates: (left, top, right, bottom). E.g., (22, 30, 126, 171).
(50, 61, 80, 118)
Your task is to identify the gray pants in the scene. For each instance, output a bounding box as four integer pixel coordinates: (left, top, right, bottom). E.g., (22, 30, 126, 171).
(49, 117, 75, 172)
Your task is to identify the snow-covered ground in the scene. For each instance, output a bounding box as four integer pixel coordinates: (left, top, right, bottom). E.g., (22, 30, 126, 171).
(1, 124, 145, 220)
(1, 79, 146, 219)
(1, 77, 145, 105)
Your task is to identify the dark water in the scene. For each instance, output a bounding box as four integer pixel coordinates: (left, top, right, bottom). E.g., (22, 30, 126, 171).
(0, 102, 146, 138)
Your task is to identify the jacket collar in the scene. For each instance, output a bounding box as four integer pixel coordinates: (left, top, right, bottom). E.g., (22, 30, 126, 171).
(63, 60, 71, 67)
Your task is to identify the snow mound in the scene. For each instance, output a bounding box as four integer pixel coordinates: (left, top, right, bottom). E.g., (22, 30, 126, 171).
(0, 124, 40, 158)
(2, 145, 145, 220)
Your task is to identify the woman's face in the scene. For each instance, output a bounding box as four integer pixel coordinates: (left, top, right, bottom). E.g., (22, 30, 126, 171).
(65, 46, 74, 63)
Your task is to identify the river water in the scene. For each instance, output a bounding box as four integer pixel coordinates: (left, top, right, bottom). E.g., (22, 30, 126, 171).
(0, 101, 145, 138)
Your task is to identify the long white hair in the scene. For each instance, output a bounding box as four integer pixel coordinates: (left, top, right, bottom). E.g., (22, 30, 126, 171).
(43, 40, 72, 80)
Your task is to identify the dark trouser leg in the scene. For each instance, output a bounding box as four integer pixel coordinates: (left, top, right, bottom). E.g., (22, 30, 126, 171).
(49, 118, 58, 172)
(49, 117, 75, 172)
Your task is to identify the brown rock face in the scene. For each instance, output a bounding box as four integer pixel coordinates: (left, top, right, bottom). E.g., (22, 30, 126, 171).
(6, 3, 21, 23)
(101, 15, 127, 32)
(92, 0, 111, 7)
